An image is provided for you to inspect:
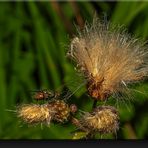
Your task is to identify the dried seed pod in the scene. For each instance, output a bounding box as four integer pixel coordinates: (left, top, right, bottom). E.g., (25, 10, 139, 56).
(17, 104, 54, 125)
(79, 106, 119, 134)
(68, 16, 148, 101)
(47, 100, 70, 123)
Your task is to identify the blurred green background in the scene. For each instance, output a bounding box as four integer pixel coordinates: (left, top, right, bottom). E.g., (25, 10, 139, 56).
(0, 1, 148, 139)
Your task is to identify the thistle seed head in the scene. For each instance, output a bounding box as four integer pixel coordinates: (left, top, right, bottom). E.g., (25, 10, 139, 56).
(17, 104, 54, 125)
(79, 106, 119, 134)
(68, 17, 148, 100)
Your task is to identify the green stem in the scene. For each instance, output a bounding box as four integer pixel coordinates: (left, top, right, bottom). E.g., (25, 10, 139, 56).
(92, 100, 97, 110)
(86, 100, 98, 139)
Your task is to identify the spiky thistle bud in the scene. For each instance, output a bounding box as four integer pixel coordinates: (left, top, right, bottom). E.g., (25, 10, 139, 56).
(79, 106, 119, 134)
(67, 17, 148, 101)
(17, 104, 54, 125)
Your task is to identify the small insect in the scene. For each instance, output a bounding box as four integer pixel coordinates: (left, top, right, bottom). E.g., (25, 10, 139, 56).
(31, 89, 60, 101)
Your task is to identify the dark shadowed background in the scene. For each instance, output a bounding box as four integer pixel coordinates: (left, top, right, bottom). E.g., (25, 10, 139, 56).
(0, 1, 148, 139)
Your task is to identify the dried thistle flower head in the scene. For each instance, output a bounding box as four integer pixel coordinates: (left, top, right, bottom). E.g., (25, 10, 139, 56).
(79, 106, 119, 134)
(17, 104, 54, 125)
(67, 17, 148, 100)
(17, 100, 77, 126)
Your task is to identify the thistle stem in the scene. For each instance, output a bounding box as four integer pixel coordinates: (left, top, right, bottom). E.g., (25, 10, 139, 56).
(71, 117, 87, 132)
(92, 100, 97, 110)
(86, 100, 98, 139)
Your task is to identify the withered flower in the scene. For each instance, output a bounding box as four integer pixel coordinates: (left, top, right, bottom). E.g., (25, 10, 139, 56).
(17, 100, 78, 125)
(79, 106, 119, 134)
(67, 17, 148, 101)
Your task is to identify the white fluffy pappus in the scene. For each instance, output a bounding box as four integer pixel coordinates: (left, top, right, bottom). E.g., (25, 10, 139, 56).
(67, 17, 148, 101)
